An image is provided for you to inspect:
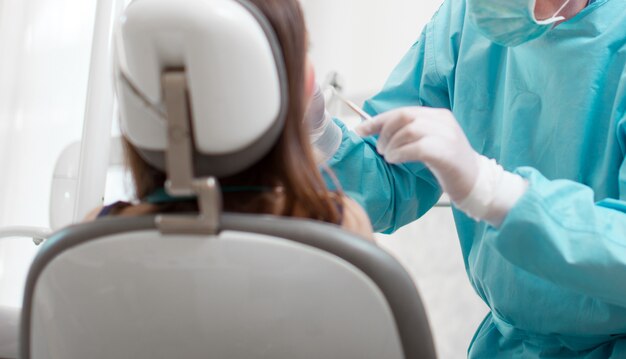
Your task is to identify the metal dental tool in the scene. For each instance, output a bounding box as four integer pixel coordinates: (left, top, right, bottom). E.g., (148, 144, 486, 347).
(332, 87, 372, 122)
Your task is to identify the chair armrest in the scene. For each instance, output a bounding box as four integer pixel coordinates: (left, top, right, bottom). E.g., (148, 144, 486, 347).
(0, 226, 52, 246)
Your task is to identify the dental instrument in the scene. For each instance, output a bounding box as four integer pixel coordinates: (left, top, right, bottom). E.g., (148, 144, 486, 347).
(332, 87, 372, 122)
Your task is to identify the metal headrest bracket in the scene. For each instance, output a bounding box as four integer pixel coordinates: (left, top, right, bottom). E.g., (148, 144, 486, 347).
(162, 70, 194, 196)
(155, 70, 222, 235)
(156, 178, 222, 235)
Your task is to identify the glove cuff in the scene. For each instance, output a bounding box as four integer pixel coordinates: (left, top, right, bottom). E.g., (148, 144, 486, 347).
(311, 115, 342, 164)
(454, 155, 528, 227)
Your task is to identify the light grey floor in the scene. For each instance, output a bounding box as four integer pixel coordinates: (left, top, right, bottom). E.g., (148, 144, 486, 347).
(377, 207, 489, 359)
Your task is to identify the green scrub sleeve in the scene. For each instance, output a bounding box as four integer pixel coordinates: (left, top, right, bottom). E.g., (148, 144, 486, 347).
(326, 120, 442, 234)
(325, 4, 457, 234)
(486, 160, 626, 307)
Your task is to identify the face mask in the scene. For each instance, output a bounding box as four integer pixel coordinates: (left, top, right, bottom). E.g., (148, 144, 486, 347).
(468, 0, 573, 47)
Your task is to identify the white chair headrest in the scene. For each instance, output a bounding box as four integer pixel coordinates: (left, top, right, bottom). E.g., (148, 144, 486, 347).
(114, 0, 287, 177)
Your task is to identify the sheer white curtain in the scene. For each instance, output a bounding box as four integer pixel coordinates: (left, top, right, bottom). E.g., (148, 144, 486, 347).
(0, 0, 97, 307)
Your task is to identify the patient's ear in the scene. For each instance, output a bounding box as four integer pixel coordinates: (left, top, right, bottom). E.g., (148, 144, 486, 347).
(305, 57, 315, 101)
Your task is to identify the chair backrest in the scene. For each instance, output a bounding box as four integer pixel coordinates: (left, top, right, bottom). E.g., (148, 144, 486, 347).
(21, 214, 437, 359)
(0, 305, 19, 358)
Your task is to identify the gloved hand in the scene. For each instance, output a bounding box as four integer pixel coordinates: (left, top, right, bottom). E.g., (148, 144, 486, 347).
(356, 107, 480, 202)
(355, 107, 528, 227)
(305, 83, 342, 163)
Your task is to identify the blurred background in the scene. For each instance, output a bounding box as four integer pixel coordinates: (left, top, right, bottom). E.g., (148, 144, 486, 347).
(0, 0, 487, 357)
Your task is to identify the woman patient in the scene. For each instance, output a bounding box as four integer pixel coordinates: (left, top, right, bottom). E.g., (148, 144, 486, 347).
(87, 0, 373, 240)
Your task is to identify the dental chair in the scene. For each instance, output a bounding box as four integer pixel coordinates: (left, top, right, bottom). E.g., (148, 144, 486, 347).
(19, 0, 437, 358)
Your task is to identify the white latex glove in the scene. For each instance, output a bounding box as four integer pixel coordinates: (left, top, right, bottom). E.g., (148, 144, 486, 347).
(355, 107, 528, 227)
(305, 83, 342, 162)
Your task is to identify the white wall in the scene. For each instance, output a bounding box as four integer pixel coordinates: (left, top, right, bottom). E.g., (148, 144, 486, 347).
(301, 0, 444, 100)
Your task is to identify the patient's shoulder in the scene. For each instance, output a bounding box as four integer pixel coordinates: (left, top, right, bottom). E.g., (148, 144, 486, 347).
(340, 196, 374, 242)
(83, 202, 152, 222)
(84, 206, 104, 222)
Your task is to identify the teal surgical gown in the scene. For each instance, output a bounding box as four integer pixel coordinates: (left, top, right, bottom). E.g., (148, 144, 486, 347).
(328, 0, 626, 357)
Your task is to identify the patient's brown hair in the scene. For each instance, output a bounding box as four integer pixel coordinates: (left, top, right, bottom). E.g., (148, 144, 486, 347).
(124, 0, 342, 224)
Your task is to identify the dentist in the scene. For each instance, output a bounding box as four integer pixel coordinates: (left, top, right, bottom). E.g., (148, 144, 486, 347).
(310, 0, 626, 357)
